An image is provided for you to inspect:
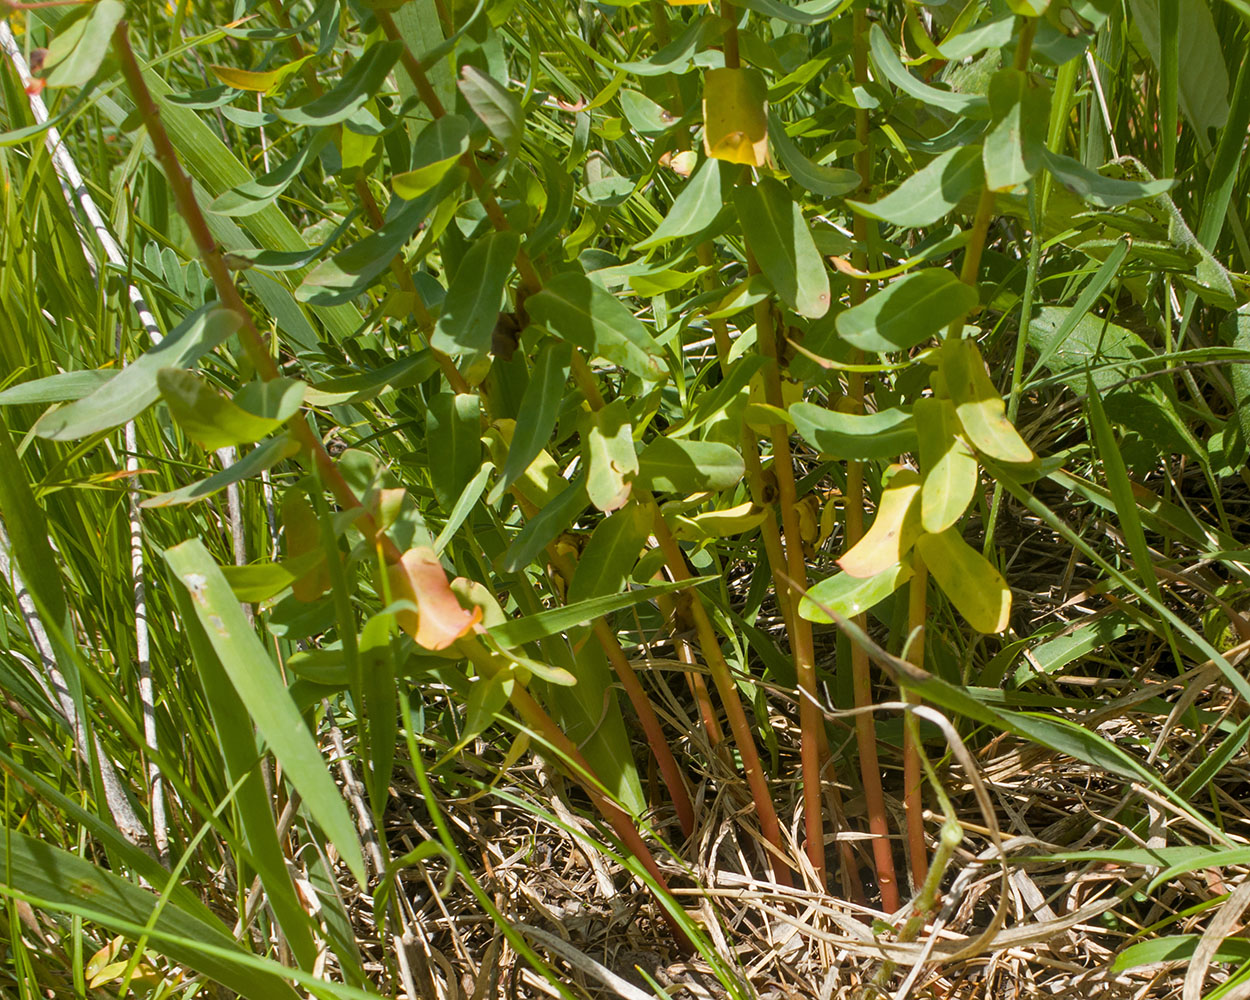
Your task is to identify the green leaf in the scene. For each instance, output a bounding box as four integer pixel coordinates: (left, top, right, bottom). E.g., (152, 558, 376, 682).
(426, 393, 482, 511)
(619, 90, 676, 136)
(1040, 149, 1173, 207)
(836, 269, 978, 353)
(392, 116, 471, 201)
(1129, 0, 1230, 133)
(1113, 935, 1250, 972)
(34, 305, 243, 441)
(0, 830, 303, 1000)
(431, 232, 519, 357)
(525, 272, 668, 381)
(915, 528, 1011, 633)
(790, 402, 917, 460)
(733, 177, 831, 318)
(938, 16, 1014, 60)
(869, 23, 990, 117)
(163, 539, 366, 886)
(848, 146, 984, 227)
(915, 397, 978, 534)
(941, 337, 1034, 464)
(490, 577, 716, 648)
(219, 552, 327, 602)
(583, 399, 638, 513)
(619, 15, 724, 76)
(568, 503, 651, 604)
(637, 437, 744, 493)
(498, 474, 589, 573)
(768, 111, 861, 197)
(489, 341, 572, 505)
(210, 131, 331, 217)
(0, 370, 115, 406)
(982, 69, 1050, 191)
(736, 0, 842, 24)
(1226, 307, 1250, 446)
(635, 158, 722, 249)
(298, 173, 463, 305)
(143, 434, 301, 508)
(158, 371, 304, 450)
(42, 0, 124, 89)
(799, 561, 914, 623)
(458, 65, 522, 150)
(279, 42, 403, 125)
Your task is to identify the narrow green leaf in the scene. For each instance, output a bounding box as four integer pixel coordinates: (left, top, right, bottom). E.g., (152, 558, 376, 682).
(734, 177, 830, 318)
(34, 305, 243, 441)
(143, 434, 300, 508)
(637, 437, 744, 493)
(848, 146, 984, 227)
(498, 474, 588, 573)
(1041, 149, 1173, 207)
(768, 111, 861, 197)
(431, 232, 519, 356)
(568, 503, 651, 604)
(489, 341, 572, 505)
(426, 393, 482, 511)
(869, 22, 990, 117)
(1113, 935, 1250, 972)
(279, 42, 403, 125)
(392, 116, 471, 201)
(916, 527, 1011, 633)
(0, 370, 115, 406)
(164, 539, 366, 887)
(982, 69, 1050, 191)
(210, 131, 331, 216)
(790, 402, 917, 460)
(837, 269, 978, 353)
(458, 65, 522, 150)
(635, 158, 722, 249)
(525, 272, 668, 381)
(915, 396, 978, 533)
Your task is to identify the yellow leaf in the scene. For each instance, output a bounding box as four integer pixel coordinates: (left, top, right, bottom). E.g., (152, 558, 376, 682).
(702, 68, 768, 167)
(941, 337, 1034, 464)
(209, 56, 310, 94)
(916, 528, 1011, 633)
(838, 466, 922, 578)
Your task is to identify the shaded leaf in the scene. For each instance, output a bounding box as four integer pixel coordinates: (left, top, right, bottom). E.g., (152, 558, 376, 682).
(849, 146, 984, 227)
(637, 437, 744, 493)
(836, 269, 977, 353)
(734, 177, 830, 318)
(790, 402, 917, 460)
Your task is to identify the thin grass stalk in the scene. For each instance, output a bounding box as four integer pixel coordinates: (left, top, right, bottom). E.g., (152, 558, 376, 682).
(902, 556, 928, 888)
(847, 4, 900, 913)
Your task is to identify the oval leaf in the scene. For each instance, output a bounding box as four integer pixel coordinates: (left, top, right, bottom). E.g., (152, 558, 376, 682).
(734, 177, 831, 318)
(915, 527, 1011, 633)
(836, 269, 978, 353)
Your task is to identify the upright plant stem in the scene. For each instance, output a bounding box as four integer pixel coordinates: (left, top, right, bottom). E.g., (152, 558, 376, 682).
(902, 556, 928, 887)
(847, 4, 901, 913)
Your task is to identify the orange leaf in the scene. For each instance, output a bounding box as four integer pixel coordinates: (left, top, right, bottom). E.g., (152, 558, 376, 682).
(388, 548, 482, 650)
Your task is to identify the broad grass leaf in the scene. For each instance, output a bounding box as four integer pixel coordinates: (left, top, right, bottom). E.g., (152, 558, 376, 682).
(489, 341, 572, 505)
(790, 402, 918, 460)
(838, 466, 922, 578)
(459, 65, 522, 150)
(848, 146, 984, 227)
(583, 399, 638, 512)
(35, 305, 243, 441)
(164, 539, 367, 886)
(0, 830, 303, 1000)
(1227, 308, 1250, 447)
(279, 42, 402, 125)
(1040, 149, 1173, 207)
(1113, 935, 1250, 971)
(568, 503, 651, 604)
(0, 370, 114, 406)
(170, 581, 319, 966)
(525, 272, 667, 380)
(915, 397, 978, 533)
(157, 370, 304, 450)
(734, 177, 830, 318)
(431, 231, 519, 357)
(983, 69, 1050, 191)
(42, 0, 123, 89)
(1129, 0, 1229, 133)
(941, 337, 1034, 463)
(143, 434, 300, 508)
(799, 561, 914, 623)
(915, 527, 1011, 632)
(869, 23, 990, 117)
(702, 67, 768, 166)
(392, 116, 471, 200)
(637, 437, 744, 493)
(635, 158, 722, 248)
(836, 269, 977, 352)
